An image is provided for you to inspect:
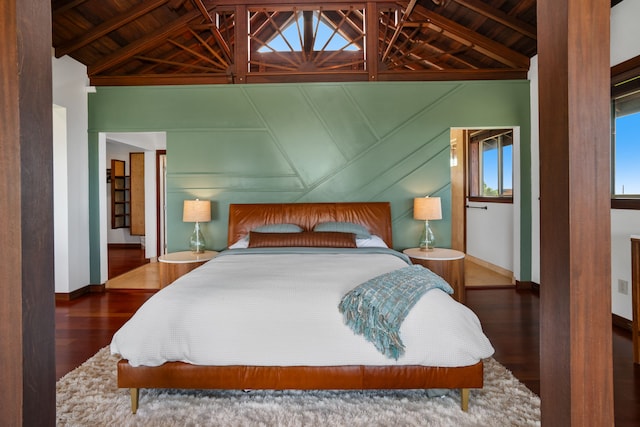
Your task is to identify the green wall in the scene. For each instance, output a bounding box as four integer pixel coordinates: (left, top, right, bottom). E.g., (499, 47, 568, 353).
(88, 81, 531, 283)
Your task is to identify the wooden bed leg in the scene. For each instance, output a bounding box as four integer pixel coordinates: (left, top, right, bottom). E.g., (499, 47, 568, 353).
(460, 388, 470, 411)
(130, 388, 139, 414)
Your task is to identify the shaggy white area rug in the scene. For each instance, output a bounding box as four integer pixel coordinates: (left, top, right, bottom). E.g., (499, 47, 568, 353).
(56, 347, 540, 426)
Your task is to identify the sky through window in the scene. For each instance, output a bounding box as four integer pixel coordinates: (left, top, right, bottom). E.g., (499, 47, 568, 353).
(614, 111, 640, 195)
(258, 13, 360, 53)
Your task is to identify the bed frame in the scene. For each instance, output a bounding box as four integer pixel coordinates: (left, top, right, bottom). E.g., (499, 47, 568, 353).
(117, 202, 484, 413)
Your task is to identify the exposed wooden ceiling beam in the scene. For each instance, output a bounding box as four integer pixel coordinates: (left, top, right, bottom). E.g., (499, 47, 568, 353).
(134, 55, 222, 72)
(450, 0, 536, 40)
(381, 0, 417, 61)
(504, 0, 535, 17)
(89, 66, 526, 86)
(52, 0, 89, 17)
(139, 47, 185, 74)
(211, 0, 367, 6)
(395, 29, 478, 70)
(168, 0, 189, 9)
(414, 8, 530, 68)
(248, 33, 302, 68)
(331, 9, 365, 38)
(388, 25, 420, 62)
(437, 46, 479, 68)
(192, 0, 233, 61)
(168, 39, 228, 70)
(90, 73, 232, 86)
(88, 8, 207, 76)
(377, 67, 527, 80)
(189, 29, 230, 68)
(68, 0, 536, 84)
(55, 0, 171, 58)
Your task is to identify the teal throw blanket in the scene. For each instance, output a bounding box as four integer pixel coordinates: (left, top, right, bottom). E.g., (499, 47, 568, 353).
(339, 265, 454, 360)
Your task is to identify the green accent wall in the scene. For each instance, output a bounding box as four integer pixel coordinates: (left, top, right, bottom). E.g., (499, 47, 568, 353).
(88, 81, 531, 283)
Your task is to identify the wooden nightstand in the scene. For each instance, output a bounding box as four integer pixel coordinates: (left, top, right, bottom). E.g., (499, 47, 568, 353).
(158, 250, 218, 288)
(403, 248, 466, 304)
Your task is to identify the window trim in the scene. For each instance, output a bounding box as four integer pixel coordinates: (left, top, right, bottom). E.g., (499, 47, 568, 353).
(467, 129, 514, 203)
(611, 198, 640, 210)
(611, 54, 640, 210)
(467, 196, 513, 204)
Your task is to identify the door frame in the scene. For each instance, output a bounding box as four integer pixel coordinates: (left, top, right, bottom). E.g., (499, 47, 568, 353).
(156, 150, 167, 257)
(450, 126, 521, 279)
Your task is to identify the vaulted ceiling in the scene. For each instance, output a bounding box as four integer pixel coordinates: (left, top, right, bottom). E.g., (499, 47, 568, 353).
(49, 0, 617, 86)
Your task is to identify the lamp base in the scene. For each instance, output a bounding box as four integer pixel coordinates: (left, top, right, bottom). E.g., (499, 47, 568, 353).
(418, 220, 436, 252)
(189, 222, 206, 253)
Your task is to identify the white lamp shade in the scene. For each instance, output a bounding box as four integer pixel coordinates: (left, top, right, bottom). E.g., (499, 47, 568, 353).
(413, 197, 442, 220)
(183, 199, 211, 222)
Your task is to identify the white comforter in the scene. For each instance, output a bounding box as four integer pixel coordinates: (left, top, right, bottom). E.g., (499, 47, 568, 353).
(110, 250, 494, 367)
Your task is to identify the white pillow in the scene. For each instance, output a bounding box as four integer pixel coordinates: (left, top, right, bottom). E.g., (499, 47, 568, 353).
(355, 235, 388, 248)
(229, 235, 249, 249)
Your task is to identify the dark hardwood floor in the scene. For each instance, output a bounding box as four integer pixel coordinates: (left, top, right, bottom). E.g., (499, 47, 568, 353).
(56, 255, 640, 425)
(56, 289, 155, 379)
(107, 244, 149, 279)
(466, 288, 541, 395)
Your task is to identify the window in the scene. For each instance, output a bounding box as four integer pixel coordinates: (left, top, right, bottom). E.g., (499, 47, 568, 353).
(468, 129, 513, 202)
(249, 8, 365, 73)
(612, 95, 640, 196)
(611, 55, 640, 209)
(258, 12, 359, 53)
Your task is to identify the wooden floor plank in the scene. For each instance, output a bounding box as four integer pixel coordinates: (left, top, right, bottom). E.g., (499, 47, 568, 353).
(106, 263, 160, 289)
(465, 258, 513, 287)
(108, 245, 149, 279)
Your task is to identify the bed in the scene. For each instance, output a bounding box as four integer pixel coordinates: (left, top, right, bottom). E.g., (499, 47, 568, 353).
(111, 202, 494, 413)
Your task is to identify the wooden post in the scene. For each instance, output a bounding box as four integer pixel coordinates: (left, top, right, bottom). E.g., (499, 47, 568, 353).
(0, 0, 56, 424)
(537, 0, 614, 424)
(234, 5, 248, 84)
(365, 2, 378, 81)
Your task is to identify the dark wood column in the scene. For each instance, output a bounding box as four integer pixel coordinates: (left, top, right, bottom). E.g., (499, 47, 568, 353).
(0, 0, 56, 425)
(537, 0, 614, 425)
(234, 4, 248, 83)
(365, 2, 378, 81)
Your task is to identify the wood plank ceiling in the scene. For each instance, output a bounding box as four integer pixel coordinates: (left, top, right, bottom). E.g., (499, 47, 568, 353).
(52, 0, 541, 86)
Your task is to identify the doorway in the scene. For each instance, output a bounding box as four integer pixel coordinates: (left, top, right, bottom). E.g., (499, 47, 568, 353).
(157, 151, 167, 257)
(99, 132, 166, 283)
(450, 127, 520, 285)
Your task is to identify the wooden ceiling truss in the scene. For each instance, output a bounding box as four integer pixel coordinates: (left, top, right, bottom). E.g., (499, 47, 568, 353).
(52, 0, 538, 85)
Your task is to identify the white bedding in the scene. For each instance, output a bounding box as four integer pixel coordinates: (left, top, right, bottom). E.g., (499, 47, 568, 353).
(110, 250, 494, 367)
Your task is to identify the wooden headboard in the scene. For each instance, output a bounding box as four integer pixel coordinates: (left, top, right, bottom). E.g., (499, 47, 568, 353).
(227, 202, 393, 248)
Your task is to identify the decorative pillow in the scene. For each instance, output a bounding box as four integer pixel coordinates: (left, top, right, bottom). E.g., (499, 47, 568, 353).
(313, 221, 371, 239)
(356, 235, 388, 248)
(228, 224, 303, 249)
(248, 231, 357, 248)
(253, 223, 303, 233)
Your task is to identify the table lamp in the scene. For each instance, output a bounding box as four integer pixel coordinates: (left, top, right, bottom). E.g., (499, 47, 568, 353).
(413, 196, 442, 251)
(183, 199, 211, 253)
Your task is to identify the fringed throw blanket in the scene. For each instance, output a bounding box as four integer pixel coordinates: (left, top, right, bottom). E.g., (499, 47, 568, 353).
(339, 265, 454, 359)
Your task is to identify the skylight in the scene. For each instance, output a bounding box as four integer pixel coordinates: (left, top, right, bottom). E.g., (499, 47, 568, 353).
(258, 12, 360, 53)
